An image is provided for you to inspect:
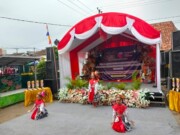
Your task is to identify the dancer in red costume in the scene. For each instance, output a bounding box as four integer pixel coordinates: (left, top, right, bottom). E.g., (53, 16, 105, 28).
(88, 72, 99, 107)
(28, 93, 48, 120)
(111, 96, 134, 132)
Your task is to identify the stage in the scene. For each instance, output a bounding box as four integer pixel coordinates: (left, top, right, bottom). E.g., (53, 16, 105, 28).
(141, 83, 159, 93)
(0, 88, 25, 108)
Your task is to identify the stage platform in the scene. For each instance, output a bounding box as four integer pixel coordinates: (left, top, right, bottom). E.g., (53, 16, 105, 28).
(0, 83, 163, 108)
(141, 83, 159, 93)
(0, 89, 25, 97)
(0, 89, 25, 108)
(140, 83, 166, 107)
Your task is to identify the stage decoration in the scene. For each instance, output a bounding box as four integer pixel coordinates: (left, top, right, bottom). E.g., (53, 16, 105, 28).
(40, 80, 44, 88)
(58, 13, 160, 53)
(24, 87, 53, 107)
(57, 12, 162, 93)
(58, 87, 153, 108)
(27, 81, 31, 90)
(176, 78, 179, 92)
(80, 43, 153, 82)
(81, 52, 96, 80)
(168, 78, 180, 113)
(31, 81, 35, 89)
(65, 76, 88, 90)
(36, 80, 39, 89)
(168, 90, 180, 113)
(58, 74, 153, 108)
(172, 78, 175, 91)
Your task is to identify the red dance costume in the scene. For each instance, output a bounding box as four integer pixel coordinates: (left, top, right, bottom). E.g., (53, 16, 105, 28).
(88, 79, 98, 103)
(112, 103, 127, 133)
(31, 99, 48, 120)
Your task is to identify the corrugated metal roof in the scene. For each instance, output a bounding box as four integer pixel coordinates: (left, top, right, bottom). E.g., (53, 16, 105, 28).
(0, 56, 40, 66)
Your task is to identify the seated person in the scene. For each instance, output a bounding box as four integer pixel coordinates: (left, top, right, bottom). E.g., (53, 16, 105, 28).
(111, 95, 134, 133)
(28, 93, 48, 120)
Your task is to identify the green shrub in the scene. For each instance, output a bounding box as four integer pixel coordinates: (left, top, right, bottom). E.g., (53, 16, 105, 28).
(114, 83, 126, 90)
(131, 71, 141, 90)
(65, 76, 88, 89)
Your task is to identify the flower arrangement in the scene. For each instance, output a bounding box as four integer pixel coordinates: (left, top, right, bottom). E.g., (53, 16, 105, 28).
(58, 87, 69, 102)
(58, 72, 153, 108)
(58, 86, 154, 108)
(135, 88, 154, 108)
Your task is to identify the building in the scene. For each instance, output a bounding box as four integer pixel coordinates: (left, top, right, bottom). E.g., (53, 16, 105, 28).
(151, 21, 177, 51)
(0, 48, 7, 56)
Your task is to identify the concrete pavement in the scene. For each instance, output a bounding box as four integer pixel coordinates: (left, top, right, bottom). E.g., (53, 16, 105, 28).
(0, 102, 180, 135)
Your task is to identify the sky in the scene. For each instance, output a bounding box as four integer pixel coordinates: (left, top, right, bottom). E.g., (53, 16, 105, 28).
(0, 0, 180, 54)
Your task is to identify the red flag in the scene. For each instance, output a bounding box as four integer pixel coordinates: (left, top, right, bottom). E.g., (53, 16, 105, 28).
(46, 24, 52, 45)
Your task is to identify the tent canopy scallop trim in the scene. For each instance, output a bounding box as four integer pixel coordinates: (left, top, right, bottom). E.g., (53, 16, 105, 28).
(58, 12, 161, 54)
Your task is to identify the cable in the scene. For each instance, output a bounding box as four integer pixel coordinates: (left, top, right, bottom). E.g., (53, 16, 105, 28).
(97, 0, 104, 8)
(102, 0, 152, 7)
(0, 16, 71, 27)
(100, 0, 172, 11)
(76, 0, 95, 13)
(0, 13, 179, 28)
(1, 14, 179, 27)
(146, 15, 180, 22)
(57, 0, 87, 16)
(67, 0, 92, 15)
(99, 0, 170, 8)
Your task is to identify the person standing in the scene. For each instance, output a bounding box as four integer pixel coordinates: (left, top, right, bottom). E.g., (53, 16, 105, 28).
(94, 70, 100, 81)
(88, 72, 99, 107)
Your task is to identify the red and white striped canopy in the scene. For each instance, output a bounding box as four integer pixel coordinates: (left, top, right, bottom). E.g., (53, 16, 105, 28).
(58, 12, 161, 54)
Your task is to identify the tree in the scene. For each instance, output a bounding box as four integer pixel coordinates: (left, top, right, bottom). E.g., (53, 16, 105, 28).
(36, 58, 46, 80)
(36, 46, 58, 80)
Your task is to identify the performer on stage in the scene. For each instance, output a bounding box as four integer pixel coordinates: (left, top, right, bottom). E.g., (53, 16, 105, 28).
(111, 95, 134, 133)
(94, 70, 100, 81)
(28, 93, 48, 120)
(140, 62, 152, 83)
(88, 72, 99, 107)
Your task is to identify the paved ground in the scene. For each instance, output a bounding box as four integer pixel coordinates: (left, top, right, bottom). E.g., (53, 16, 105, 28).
(0, 101, 180, 135)
(0, 102, 32, 124)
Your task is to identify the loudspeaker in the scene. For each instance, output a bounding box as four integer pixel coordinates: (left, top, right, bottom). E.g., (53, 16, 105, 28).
(170, 50, 180, 77)
(161, 65, 169, 78)
(46, 47, 53, 61)
(46, 60, 59, 79)
(160, 51, 169, 78)
(44, 79, 60, 94)
(172, 31, 180, 50)
(46, 61, 55, 79)
(167, 77, 172, 90)
(160, 51, 169, 65)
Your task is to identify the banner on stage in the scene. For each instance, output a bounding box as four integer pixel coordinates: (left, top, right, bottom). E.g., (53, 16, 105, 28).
(96, 45, 141, 81)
